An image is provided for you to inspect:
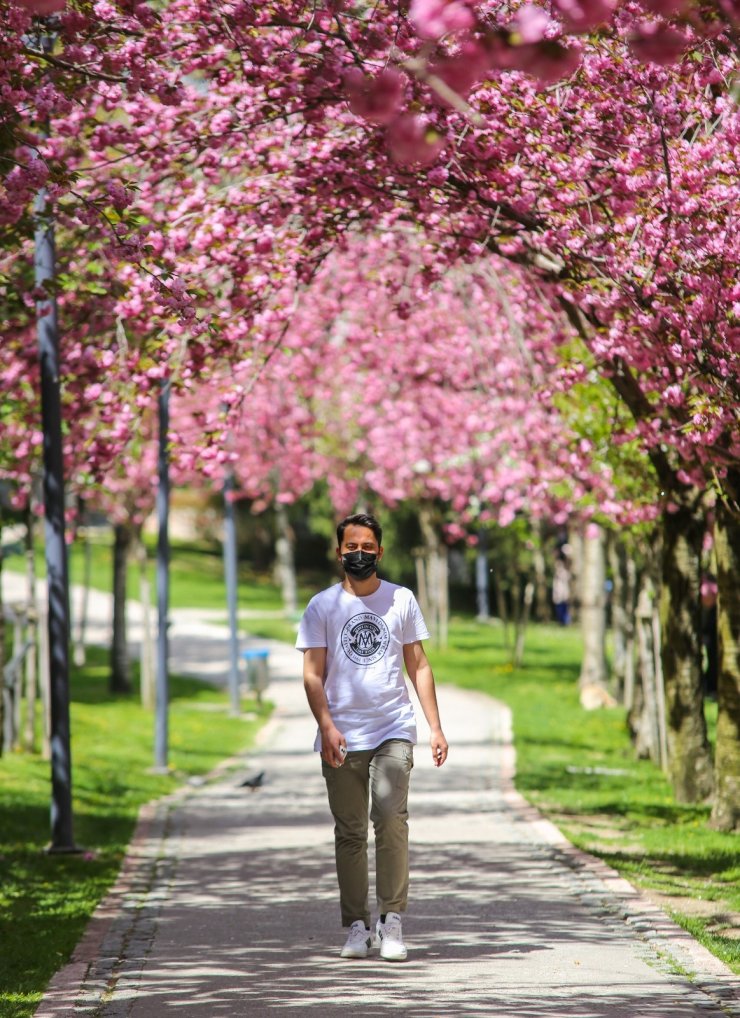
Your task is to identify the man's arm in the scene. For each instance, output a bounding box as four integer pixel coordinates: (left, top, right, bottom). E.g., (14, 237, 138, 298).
(302, 647, 346, 767)
(403, 641, 448, 767)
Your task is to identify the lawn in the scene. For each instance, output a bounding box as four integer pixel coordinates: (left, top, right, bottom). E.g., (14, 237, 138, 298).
(0, 648, 270, 1018)
(431, 619, 739, 974)
(5, 532, 295, 612)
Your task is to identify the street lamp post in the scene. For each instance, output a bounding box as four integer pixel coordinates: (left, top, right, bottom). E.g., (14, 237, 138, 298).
(34, 40, 76, 852)
(475, 527, 490, 622)
(154, 378, 170, 772)
(222, 468, 241, 715)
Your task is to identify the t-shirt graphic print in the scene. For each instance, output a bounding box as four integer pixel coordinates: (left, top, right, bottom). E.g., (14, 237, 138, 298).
(341, 613, 390, 666)
(296, 580, 430, 751)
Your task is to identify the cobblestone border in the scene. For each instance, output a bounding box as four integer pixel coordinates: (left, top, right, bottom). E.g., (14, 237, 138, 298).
(31, 728, 275, 1018)
(33, 795, 179, 1018)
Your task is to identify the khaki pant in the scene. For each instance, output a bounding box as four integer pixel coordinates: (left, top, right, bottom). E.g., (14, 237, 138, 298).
(322, 738, 414, 927)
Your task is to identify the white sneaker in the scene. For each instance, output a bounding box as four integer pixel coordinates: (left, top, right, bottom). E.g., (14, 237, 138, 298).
(340, 920, 372, 959)
(376, 912, 407, 961)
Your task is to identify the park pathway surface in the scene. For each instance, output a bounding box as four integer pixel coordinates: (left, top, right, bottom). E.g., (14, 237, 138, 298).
(3, 572, 736, 1018)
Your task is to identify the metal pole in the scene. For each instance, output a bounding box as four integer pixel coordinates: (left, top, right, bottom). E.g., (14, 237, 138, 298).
(223, 469, 241, 715)
(154, 379, 170, 771)
(475, 528, 490, 622)
(34, 99, 76, 852)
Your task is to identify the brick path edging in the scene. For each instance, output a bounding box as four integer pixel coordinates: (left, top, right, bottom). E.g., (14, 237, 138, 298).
(496, 712, 740, 1017)
(31, 721, 282, 1018)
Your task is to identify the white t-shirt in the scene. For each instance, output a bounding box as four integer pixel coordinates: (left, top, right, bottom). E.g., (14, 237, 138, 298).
(296, 580, 430, 752)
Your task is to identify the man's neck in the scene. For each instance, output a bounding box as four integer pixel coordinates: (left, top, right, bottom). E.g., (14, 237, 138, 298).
(343, 574, 381, 597)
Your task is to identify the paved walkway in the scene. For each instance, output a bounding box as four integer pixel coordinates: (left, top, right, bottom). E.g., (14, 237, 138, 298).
(2, 572, 737, 1017)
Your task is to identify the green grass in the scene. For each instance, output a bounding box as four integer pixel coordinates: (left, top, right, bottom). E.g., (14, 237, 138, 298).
(432, 619, 740, 975)
(3, 533, 320, 613)
(4, 530, 314, 646)
(237, 614, 300, 645)
(0, 647, 271, 1018)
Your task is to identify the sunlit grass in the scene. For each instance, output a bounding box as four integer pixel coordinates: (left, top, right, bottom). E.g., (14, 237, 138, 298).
(3, 533, 319, 613)
(433, 618, 739, 975)
(0, 647, 271, 1018)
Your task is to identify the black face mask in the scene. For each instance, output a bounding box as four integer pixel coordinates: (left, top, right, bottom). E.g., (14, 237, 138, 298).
(341, 551, 378, 580)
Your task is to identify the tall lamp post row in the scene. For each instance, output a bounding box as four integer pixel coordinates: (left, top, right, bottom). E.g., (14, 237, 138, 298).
(30, 15, 173, 841)
(35, 128, 76, 853)
(29, 11, 243, 836)
(35, 224, 174, 824)
(154, 380, 171, 772)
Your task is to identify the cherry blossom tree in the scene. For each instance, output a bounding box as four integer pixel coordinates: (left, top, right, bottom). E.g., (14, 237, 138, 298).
(2, 1, 737, 825)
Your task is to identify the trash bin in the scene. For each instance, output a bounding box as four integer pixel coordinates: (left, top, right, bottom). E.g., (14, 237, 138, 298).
(241, 648, 269, 702)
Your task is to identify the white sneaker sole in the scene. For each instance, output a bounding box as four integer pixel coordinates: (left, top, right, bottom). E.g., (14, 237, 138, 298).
(379, 941, 407, 961)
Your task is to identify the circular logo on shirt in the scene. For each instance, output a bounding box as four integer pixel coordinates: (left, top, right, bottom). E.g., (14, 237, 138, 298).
(341, 613, 390, 666)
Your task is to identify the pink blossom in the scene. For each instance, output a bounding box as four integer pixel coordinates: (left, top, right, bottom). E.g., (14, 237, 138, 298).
(512, 4, 555, 44)
(507, 40, 584, 85)
(429, 40, 490, 99)
(409, 0, 474, 40)
(639, 0, 687, 15)
(629, 22, 689, 64)
(344, 67, 405, 125)
(387, 114, 445, 167)
(551, 0, 616, 33)
(15, 0, 65, 12)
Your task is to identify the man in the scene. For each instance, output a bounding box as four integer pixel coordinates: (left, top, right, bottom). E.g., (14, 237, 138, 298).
(296, 512, 448, 962)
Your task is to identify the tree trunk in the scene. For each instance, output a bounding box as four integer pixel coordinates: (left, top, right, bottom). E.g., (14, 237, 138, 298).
(653, 599, 669, 769)
(495, 574, 511, 649)
(73, 505, 91, 668)
(110, 522, 133, 694)
(660, 493, 714, 802)
(709, 495, 740, 831)
(567, 527, 583, 624)
(438, 548, 449, 648)
(414, 552, 431, 637)
(275, 503, 298, 617)
(532, 521, 549, 622)
(417, 505, 449, 647)
(38, 598, 51, 760)
(24, 507, 38, 752)
(0, 514, 5, 757)
(632, 570, 665, 764)
(623, 552, 637, 712)
(578, 524, 613, 709)
(10, 611, 23, 751)
(513, 579, 534, 668)
(608, 535, 639, 710)
(608, 535, 627, 703)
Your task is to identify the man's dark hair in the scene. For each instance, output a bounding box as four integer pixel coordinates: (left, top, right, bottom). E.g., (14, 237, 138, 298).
(336, 513, 383, 548)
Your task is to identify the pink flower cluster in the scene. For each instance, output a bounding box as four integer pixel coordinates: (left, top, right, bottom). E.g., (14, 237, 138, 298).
(1, 0, 738, 534)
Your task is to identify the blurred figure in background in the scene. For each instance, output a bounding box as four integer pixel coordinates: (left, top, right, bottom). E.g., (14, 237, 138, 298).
(701, 574, 718, 699)
(552, 550, 571, 627)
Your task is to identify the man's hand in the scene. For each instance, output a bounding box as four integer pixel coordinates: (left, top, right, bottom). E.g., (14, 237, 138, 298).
(320, 724, 347, 768)
(431, 729, 448, 767)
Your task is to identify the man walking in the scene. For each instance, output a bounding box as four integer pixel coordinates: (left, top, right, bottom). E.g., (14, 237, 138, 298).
(296, 512, 448, 961)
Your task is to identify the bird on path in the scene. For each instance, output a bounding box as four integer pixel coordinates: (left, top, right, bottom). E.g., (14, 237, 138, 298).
(238, 771, 265, 790)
